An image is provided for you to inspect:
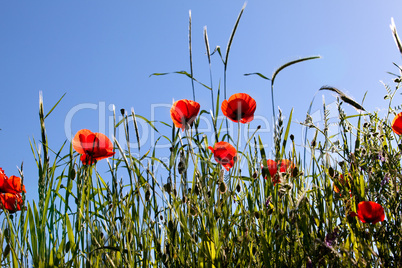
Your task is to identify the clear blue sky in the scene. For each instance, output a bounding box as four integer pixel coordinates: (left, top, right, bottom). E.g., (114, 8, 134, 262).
(1, 1, 402, 203)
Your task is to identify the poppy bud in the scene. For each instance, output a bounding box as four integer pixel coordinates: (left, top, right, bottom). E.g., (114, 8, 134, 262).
(290, 134, 294, 141)
(164, 183, 171, 194)
(145, 189, 151, 201)
(69, 168, 76, 180)
(178, 161, 186, 174)
(328, 167, 335, 178)
(178, 151, 186, 174)
(120, 108, 125, 116)
(254, 211, 260, 219)
(219, 181, 227, 194)
(160, 215, 163, 221)
(252, 170, 258, 179)
(292, 166, 299, 177)
(267, 208, 273, 215)
(236, 184, 241, 192)
(168, 220, 174, 231)
(311, 139, 316, 147)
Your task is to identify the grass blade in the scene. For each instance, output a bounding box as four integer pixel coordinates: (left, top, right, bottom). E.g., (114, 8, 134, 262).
(271, 56, 320, 86)
(224, 2, 246, 69)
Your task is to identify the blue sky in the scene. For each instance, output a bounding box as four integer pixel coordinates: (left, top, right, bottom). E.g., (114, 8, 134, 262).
(1, 1, 402, 203)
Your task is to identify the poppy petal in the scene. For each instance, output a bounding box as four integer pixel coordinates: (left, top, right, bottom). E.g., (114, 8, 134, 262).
(392, 112, 402, 135)
(0, 193, 24, 213)
(72, 129, 93, 154)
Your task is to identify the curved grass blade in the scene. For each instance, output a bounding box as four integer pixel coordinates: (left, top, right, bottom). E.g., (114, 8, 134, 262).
(320, 86, 366, 111)
(271, 56, 321, 86)
(150, 71, 211, 90)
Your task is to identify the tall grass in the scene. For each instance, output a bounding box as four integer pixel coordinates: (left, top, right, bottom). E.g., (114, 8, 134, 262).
(0, 6, 401, 268)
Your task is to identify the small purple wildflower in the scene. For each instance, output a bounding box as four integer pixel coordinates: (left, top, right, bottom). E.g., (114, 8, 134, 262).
(378, 152, 385, 162)
(306, 259, 313, 268)
(265, 196, 272, 209)
(325, 228, 339, 248)
(381, 174, 390, 186)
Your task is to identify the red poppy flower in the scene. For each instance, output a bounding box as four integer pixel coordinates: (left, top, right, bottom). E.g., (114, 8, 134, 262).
(278, 159, 294, 173)
(170, 99, 200, 130)
(221, 93, 256, 123)
(265, 159, 277, 178)
(0, 193, 24, 213)
(208, 141, 237, 171)
(392, 112, 402, 135)
(263, 159, 294, 185)
(350, 201, 385, 224)
(0, 168, 25, 213)
(0, 169, 26, 195)
(72, 129, 115, 165)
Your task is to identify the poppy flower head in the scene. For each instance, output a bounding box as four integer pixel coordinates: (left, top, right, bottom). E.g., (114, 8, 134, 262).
(0, 168, 25, 213)
(73, 129, 115, 165)
(263, 159, 294, 185)
(266, 159, 278, 178)
(350, 201, 385, 224)
(392, 112, 402, 135)
(278, 159, 294, 173)
(0, 176, 26, 194)
(221, 93, 256, 123)
(208, 141, 237, 171)
(0, 193, 24, 213)
(262, 159, 279, 185)
(0, 170, 26, 195)
(170, 99, 200, 130)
